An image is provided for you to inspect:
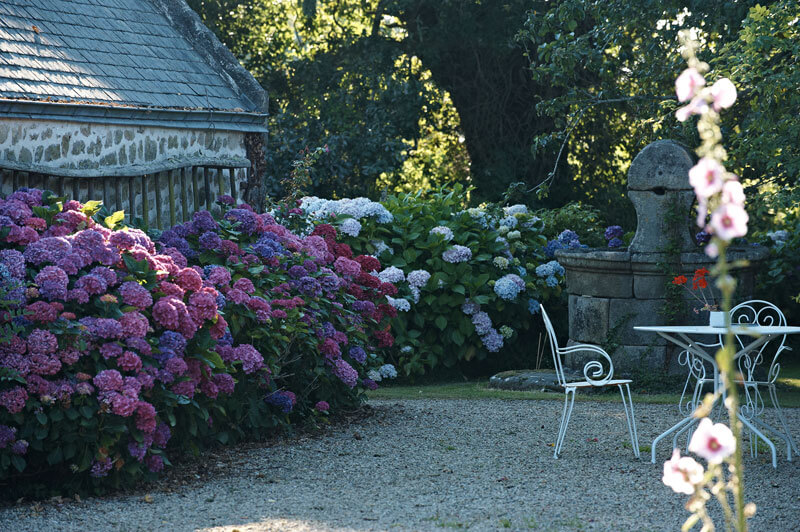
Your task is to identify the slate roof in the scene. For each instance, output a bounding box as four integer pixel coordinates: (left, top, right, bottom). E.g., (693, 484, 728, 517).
(0, 0, 267, 119)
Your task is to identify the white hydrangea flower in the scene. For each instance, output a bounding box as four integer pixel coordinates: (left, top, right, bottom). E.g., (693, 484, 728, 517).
(339, 218, 362, 237)
(378, 266, 405, 284)
(371, 239, 393, 255)
(367, 369, 382, 382)
(407, 269, 431, 288)
(386, 295, 411, 312)
(504, 204, 528, 216)
(410, 286, 420, 303)
(400, 346, 413, 353)
(429, 225, 454, 241)
(497, 225, 510, 235)
(507, 230, 521, 240)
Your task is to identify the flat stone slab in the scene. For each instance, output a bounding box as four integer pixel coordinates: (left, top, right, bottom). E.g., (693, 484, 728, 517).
(488, 369, 581, 392)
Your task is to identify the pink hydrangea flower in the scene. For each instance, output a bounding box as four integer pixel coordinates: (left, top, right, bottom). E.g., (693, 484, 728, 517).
(663, 449, 704, 495)
(118, 351, 143, 372)
(232, 277, 255, 294)
(119, 312, 149, 338)
(688, 418, 736, 464)
(688, 158, 725, 199)
(175, 268, 203, 292)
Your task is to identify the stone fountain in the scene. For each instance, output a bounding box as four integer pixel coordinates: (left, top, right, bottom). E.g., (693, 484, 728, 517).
(555, 140, 767, 375)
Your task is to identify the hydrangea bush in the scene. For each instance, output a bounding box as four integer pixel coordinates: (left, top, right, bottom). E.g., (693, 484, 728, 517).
(0, 189, 243, 495)
(297, 184, 565, 375)
(161, 197, 397, 440)
(0, 189, 397, 497)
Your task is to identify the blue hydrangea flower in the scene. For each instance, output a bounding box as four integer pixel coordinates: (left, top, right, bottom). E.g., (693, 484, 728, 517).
(528, 299, 541, 315)
(472, 311, 492, 335)
(608, 237, 624, 248)
(481, 328, 504, 352)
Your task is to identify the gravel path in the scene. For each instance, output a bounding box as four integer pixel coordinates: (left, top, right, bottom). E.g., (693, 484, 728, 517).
(1, 398, 798, 531)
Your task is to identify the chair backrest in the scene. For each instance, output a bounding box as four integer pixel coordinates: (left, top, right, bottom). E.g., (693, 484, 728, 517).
(540, 305, 566, 387)
(730, 300, 787, 383)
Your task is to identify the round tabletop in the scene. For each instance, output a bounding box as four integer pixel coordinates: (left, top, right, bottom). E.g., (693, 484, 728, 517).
(633, 325, 800, 335)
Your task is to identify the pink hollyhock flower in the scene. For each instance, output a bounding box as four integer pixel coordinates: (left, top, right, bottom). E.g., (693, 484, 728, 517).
(710, 78, 736, 110)
(662, 449, 704, 494)
(675, 95, 709, 122)
(721, 179, 745, 206)
(675, 68, 705, 102)
(688, 418, 736, 464)
(688, 158, 725, 199)
(710, 203, 749, 241)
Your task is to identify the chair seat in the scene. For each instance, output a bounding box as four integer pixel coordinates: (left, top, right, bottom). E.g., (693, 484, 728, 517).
(563, 379, 632, 389)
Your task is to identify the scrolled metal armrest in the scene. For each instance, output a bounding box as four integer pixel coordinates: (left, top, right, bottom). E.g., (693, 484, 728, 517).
(558, 343, 614, 386)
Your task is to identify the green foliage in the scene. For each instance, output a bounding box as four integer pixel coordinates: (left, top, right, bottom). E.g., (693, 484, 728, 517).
(534, 201, 606, 248)
(321, 184, 561, 376)
(517, 0, 798, 227)
(756, 201, 800, 329)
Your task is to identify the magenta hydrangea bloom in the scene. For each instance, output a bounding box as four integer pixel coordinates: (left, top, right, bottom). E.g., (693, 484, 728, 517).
(118, 351, 142, 372)
(0, 387, 28, 414)
(119, 312, 149, 338)
(234, 344, 264, 374)
(23, 236, 72, 265)
(118, 281, 153, 309)
(93, 369, 124, 392)
(26, 328, 58, 355)
(332, 358, 358, 388)
(35, 265, 69, 301)
(0, 249, 25, 279)
(175, 268, 202, 292)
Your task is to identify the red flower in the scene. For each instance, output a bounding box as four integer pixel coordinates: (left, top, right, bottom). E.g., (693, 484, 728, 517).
(693, 268, 710, 280)
(692, 277, 708, 290)
(672, 275, 688, 285)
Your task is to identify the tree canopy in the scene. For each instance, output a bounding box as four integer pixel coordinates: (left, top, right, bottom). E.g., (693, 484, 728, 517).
(189, 0, 798, 225)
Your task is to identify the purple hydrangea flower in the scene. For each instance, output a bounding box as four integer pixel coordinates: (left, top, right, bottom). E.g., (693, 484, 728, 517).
(348, 346, 367, 364)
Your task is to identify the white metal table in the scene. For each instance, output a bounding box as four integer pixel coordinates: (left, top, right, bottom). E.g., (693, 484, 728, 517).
(634, 324, 800, 466)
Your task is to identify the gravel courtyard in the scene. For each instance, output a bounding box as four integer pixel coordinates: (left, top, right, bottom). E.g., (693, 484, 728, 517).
(1, 398, 798, 531)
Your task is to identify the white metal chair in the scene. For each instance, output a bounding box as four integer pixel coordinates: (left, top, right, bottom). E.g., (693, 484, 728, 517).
(540, 305, 640, 459)
(677, 300, 796, 466)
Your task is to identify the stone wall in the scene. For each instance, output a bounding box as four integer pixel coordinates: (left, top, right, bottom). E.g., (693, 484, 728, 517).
(0, 118, 250, 228)
(0, 119, 246, 174)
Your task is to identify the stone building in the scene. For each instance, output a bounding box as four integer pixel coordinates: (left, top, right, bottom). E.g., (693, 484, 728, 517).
(0, 0, 268, 226)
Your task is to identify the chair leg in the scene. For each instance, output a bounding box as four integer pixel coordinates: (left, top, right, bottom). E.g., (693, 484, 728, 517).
(769, 384, 799, 459)
(619, 384, 640, 458)
(554, 389, 576, 458)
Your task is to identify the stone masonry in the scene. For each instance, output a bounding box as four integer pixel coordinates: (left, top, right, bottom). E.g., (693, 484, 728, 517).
(0, 119, 246, 174)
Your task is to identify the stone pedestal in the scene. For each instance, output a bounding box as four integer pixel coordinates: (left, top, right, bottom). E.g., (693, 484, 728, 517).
(556, 140, 767, 376)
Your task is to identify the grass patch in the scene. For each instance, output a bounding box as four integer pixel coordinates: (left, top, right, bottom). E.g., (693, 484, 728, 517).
(367, 381, 682, 405)
(369, 364, 800, 408)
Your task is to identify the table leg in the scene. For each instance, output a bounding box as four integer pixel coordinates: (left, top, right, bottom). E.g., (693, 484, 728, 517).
(651, 415, 697, 464)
